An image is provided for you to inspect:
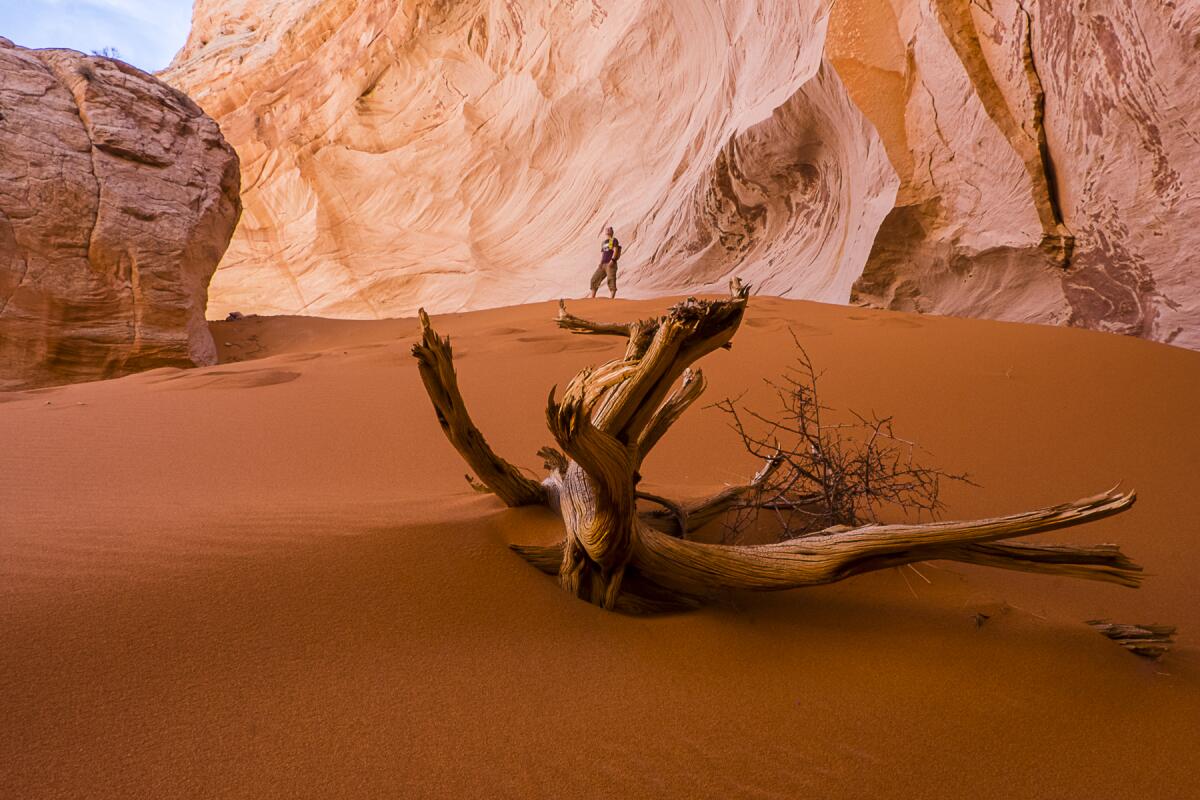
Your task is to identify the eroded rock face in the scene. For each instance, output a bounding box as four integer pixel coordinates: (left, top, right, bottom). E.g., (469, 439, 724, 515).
(636, 61, 899, 302)
(163, 1, 896, 318)
(0, 39, 241, 390)
(828, 0, 1200, 347)
(165, 0, 1199, 348)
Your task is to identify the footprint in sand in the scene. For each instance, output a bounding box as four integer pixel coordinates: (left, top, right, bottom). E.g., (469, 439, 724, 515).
(155, 367, 303, 390)
(276, 351, 323, 363)
(748, 318, 831, 337)
(876, 316, 923, 329)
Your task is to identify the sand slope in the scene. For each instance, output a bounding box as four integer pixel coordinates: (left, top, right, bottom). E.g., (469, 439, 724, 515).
(1, 298, 1197, 798)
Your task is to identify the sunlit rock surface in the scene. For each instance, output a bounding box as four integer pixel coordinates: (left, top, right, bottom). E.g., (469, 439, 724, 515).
(0, 39, 241, 389)
(828, 0, 1200, 347)
(166, 0, 1199, 348)
(163, 1, 896, 319)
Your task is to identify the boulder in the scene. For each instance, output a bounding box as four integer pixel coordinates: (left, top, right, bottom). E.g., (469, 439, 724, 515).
(0, 39, 241, 389)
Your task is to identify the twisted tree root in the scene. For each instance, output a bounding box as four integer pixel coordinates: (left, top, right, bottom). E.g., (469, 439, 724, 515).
(414, 281, 1143, 614)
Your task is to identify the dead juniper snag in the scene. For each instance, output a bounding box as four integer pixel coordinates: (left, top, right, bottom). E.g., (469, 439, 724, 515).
(412, 279, 1142, 614)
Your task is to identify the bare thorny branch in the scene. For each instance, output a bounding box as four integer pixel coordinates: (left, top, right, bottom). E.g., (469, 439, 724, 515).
(714, 332, 975, 543)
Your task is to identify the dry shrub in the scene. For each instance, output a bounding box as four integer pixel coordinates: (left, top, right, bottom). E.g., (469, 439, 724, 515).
(715, 333, 974, 542)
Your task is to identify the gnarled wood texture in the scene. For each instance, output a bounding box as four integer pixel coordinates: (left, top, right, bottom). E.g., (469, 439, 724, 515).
(412, 310, 545, 507)
(414, 283, 1142, 613)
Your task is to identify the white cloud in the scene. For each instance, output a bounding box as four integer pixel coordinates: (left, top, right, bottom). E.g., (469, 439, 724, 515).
(0, 0, 194, 72)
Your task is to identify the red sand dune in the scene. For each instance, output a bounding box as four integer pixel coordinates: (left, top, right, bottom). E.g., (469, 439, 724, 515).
(1, 297, 1197, 797)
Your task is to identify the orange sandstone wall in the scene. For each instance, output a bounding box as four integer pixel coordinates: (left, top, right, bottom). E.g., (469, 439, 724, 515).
(163, 1, 897, 319)
(828, 0, 1200, 346)
(165, 0, 1200, 348)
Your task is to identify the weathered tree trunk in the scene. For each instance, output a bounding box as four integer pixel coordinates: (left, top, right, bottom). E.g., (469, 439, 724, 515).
(412, 281, 1142, 613)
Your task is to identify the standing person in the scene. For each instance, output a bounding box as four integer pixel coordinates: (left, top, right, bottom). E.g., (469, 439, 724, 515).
(589, 226, 621, 298)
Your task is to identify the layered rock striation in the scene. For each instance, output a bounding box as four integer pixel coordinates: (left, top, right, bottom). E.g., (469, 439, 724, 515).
(165, 0, 1200, 347)
(828, 0, 1200, 346)
(163, 1, 896, 319)
(0, 39, 241, 390)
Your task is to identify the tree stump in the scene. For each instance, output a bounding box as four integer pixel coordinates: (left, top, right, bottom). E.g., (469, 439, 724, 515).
(412, 281, 1141, 614)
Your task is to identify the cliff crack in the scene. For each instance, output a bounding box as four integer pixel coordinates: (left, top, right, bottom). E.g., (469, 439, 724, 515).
(1017, 0, 1073, 268)
(932, 0, 1072, 267)
(31, 53, 104, 279)
(1017, 8, 1069, 199)
(0, 177, 24, 316)
(37, 54, 146, 350)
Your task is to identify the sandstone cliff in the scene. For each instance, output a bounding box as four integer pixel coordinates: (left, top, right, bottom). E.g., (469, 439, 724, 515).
(828, 0, 1200, 346)
(165, 0, 1200, 348)
(0, 39, 241, 389)
(163, 1, 896, 319)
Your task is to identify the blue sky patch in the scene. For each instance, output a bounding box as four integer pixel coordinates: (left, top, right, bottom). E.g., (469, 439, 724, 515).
(0, 0, 194, 73)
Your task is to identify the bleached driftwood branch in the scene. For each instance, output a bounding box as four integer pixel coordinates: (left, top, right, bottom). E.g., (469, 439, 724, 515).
(414, 281, 1142, 613)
